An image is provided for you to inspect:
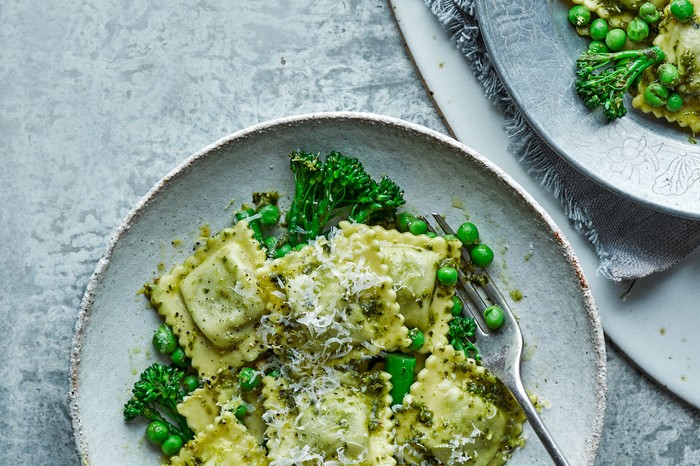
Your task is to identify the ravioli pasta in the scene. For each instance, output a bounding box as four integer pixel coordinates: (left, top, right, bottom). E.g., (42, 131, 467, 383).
(146, 221, 267, 378)
(140, 219, 525, 465)
(394, 346, 525, 466)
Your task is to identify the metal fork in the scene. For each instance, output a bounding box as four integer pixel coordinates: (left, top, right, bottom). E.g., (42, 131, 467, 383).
(424, 213, 570, 466)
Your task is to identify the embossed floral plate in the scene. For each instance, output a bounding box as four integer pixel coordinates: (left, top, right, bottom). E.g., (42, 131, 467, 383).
(70, 113, 605, 465)
(476, 0, 700, 220)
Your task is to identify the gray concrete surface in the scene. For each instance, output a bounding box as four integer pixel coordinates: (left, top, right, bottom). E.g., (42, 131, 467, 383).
(0, 1, 697, 464)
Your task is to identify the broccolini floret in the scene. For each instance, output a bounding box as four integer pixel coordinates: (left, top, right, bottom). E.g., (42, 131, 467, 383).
(123, 363, 194, 444)
(575, 45, 666, 120)
(448, 315, 480, 361)
(286, 150, 405, 245)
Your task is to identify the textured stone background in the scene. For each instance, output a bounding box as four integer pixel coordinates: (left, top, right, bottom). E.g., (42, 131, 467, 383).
(0, 0, 698, 464)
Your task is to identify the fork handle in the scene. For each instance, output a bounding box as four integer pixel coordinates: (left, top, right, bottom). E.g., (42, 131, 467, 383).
(508, 377, 571, 466)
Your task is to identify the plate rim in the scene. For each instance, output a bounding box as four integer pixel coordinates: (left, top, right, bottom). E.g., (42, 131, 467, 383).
(68, 111, 607, 464)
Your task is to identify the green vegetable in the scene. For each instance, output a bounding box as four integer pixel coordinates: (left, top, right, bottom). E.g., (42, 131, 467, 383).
(183, 375, 199, 393)
(644, 82, 670, 107)
(161, 435, 183, 456)
(589, 18, 608, 41)
(456, 221, 479, 246)
(234, 404, 248, 420)
(667, 92, 684, 112)
(588, 41, 609, 54)
(257, 204, 281, 227)
(658, 63, 680, 87)
(145, 420, 170, 445)
(385, 352, 417, 405)
(396, 212, 415, 232)
(639, 2, 661, 23)
(670, 0, 694, 22)
(626, 18, 649, 42)
(273, 243, 292, 258)
(605, 28, 627, 51)
(408, 218, 427, 235)
(575, 45, 666, 119)
(238, 367, 260, 390)
(408, 327, 425, 351)
(170, 347, 190, 368)
(451, 295, 463, 317)
(425, 231, 438, 238)
(470, 244, 494, 268)
(286, 150, 405, 245)
(123, 363, 194, 449)
(437, 266, 459, 286)
(152, 324, 177, 355)
(483, 305, 505, 330)
(448, 315, 480, 361)
(235, 208, 264, 244)
(568, 5, 591, 26)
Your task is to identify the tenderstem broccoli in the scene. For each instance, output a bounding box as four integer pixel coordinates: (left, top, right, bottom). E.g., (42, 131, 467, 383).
(448, 315, 480, 361)
(123, 363, 194, 444)
(575, 45, 666, 120)
(286, 150, 405, 245)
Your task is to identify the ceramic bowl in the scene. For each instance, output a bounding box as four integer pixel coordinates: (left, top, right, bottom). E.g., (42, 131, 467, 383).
(70, 112, 606, 465)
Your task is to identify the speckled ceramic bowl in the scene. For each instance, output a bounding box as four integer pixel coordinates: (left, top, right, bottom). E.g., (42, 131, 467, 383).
(70, 112, 606, 465)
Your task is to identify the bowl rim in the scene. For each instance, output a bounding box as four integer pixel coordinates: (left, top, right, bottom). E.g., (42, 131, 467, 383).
(68, 111, 606, 464)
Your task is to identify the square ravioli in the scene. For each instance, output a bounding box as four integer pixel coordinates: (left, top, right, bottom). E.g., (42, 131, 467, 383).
(262, 370, 395, 466)
(257, 222, 411, 366)
(340, 223, 461, 354)
(394, 346, 525, 466)
(146, 221, 268, 378)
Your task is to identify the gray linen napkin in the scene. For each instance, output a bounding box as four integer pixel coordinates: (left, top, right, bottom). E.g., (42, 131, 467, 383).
(425, 0, 700, 281)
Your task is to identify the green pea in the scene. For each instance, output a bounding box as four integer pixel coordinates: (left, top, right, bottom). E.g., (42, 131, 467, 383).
(267, 369, 280, 378)
(257, 204, 281, 227)
(644, 82, 670, 107)
(408, 327, 425, 351)
(145, 421, 170, 445)
(152, 324, 177, 355)
(161, 435, 183, 456)
(451, 295, 463, 317)
(238, 367, 260, 390)
(470, 244, 494, 268)
(170, 347, 190, 368)
(589, 18, 608, 41)
(183, 375, 199, 393)
(666, 92, 684, 112)
(605, 28, 627, 52)
(425, 231, 438, 238)
(443, 234, 459, 241)
(483, 305, 505, 330)
(626, 18, 649, 42)
(670, 0, 694, 22)
(568, 5, 591, 26)
(437, 266, 458, 286)
(657, 63, 680, 87)
(234, 404, 248, 420)
(456, 221, 479, 246)
(588, 40, 609, 54)
(396, 212, 415, 232)
(408, 219, 428, 235)
(274, 243, 292, 258)
(294, 242, 308, 251)
(639, 2, 661, 23)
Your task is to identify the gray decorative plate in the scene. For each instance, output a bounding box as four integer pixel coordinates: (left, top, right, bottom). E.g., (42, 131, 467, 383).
(477, 0, 700, 220)
(69, 112, 605, 465)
